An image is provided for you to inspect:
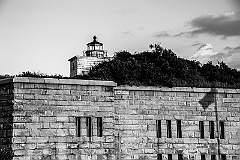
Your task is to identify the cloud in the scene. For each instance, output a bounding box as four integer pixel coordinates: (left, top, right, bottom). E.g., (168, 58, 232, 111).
(190, 42, 204, 47)
(121, 27, 144, 35)
(224, 45, 240, 52)
(121, 30, 131, 35)
(154, 31, 170, 37)
(175, 31, 196, 38)
(178, 12, 240, 38)
(191, 44, 218, 60)
(190, 44, 240, 70)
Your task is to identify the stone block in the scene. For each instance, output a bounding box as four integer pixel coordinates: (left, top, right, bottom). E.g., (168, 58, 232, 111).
(14, 149, 26, 156)
(56, 116, 69, 122)
(56, 129, 70, 136)
(39, 117, 56, 123)
(12, 156, 31, 160)
(26, 137, 48, 143)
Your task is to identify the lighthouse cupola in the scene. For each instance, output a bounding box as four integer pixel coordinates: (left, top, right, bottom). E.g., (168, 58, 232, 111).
(83, 36, 107, 58)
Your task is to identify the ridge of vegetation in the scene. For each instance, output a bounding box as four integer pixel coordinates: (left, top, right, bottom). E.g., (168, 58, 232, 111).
(1, 44, 240, 88)
(80, 44, 240, 88)
(0, 71, 64, 79)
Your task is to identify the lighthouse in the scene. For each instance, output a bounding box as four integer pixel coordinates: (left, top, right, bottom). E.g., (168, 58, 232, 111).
(68, 36, 109, 77)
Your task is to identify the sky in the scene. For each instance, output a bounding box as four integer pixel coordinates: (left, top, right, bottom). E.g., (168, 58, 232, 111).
(0, 0, 240, 76)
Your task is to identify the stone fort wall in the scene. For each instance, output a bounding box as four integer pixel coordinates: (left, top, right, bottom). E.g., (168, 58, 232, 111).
(0, 78, 116, 160)
(114, 86, 240, 160)
(0, 77, 239, 160)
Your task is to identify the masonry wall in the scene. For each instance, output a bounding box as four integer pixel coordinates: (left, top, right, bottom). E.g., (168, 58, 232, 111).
(0, 77, 116, 160)
(0, 81, 14, 159)
(114, 86, 240, 160)
(1, 78, 240, 160)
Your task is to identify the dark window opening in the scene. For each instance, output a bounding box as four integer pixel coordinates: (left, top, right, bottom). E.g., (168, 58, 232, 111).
(221, 154, 226, 160)
(220, 121, 225, 139)
(156, 120, 161, 138)
(86, 117, 92, 137)
(199, 121, 204, 139)
(177, 120, 182, 138)
(157, 154, 162, 160)
(211, 155, 216, 160)
(209, 121, 214, 139)
(72, 62, 75, 71)
(223, 93, 227, 98)
(201, 154, 206, 160)
(167, 120, 172, 138)
(76, 117, 81, 137)
(97, 117, 103, 137)
(178, 154, 183, 160)
(168, 154, 172, 160)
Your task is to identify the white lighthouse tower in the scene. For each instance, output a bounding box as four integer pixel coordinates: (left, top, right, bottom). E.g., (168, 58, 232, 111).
(68, 36, 109, 77)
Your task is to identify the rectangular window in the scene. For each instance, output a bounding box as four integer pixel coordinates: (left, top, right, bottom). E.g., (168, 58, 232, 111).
(177, 120, 182, 138)
(199, 121, 204, 139)
(76, 117, 81, 137)
(201, 154, 206, 160)
(157, 154, 162, 160)
(86, 117, 92, 137)
(167, 120, 172, 138)
(156, 120, 161, 138)
(219, 121, 225, 139)
(209, 121, 214, 139)
(97, 117, 103, 137)
(168, 154, 172, 160)
(178, 154, 183, 160)
(221, 154, 226, 160)
(211, 155, 216, 160)
(72, 63, 75, 71)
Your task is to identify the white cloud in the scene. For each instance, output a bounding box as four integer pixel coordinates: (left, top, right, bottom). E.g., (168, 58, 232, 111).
(190, 44, 218, 63)
(190, 44, 240, 70)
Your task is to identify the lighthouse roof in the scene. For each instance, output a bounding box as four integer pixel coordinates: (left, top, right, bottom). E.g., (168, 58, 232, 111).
(87, 36, 103, 46)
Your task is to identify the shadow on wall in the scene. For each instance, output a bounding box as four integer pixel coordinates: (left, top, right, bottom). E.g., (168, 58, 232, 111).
(0, 84, 14, 159)
(199, 88, 217, 110)
(96, 149, 115, 160)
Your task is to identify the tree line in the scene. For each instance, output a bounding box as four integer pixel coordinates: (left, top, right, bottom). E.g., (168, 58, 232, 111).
(1, 44, 240, 88)
(81, 44, 240, 88)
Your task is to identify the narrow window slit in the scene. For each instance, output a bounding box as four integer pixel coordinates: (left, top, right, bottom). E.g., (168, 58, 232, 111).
(157, 154, 162, 160)
(76, 117, 81, 137)
(178, 154, 183, 160)
(168, 154, 172, 160)
(156, 120, 161, 138)
(201, 154, 205, 160)
(209, 121, 214, 139)
(220, 121, 225, 139)
(199, 121, 204, 139)
(86, 117, 92, 137)
(211, 155, 216, 160)
(97, 117, 103, 137)
(177, 120, 182, 138)
(167, 120, 172, 138)
(221, 154, 226, 160)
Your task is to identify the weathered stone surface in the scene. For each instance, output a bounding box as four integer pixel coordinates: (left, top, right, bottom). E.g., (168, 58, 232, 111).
(0, 78, 240, 159)
(114, 86, 240, 160)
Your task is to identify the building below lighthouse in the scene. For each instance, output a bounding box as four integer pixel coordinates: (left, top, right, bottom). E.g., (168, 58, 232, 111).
(68, 36, 110, 77)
